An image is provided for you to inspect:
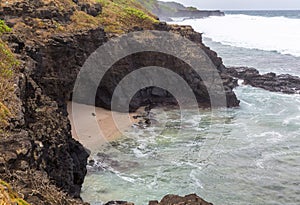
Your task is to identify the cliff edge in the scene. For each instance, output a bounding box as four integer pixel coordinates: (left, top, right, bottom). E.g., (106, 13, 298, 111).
(0, 0, 238, 204)
(137, 0, 224, 21)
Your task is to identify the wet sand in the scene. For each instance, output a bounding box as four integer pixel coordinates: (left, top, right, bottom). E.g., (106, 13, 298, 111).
(67, 102, 140, 152)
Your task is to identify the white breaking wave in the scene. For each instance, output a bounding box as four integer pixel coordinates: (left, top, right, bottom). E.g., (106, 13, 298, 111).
(171, 14, 300, 57)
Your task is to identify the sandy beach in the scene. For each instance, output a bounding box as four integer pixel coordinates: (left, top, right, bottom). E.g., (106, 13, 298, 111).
(67, 102, 140, 152)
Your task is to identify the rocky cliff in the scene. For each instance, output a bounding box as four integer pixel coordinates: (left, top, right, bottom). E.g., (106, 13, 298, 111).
(137, 0, 224, 21)
(0, 0, 238, 204)
(83, 23, 239, 112)
(173, 10, 224, 19)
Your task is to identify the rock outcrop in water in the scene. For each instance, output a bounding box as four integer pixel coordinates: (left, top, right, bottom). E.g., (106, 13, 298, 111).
(226, 66, 300, 94)
(104, 194, 213, 205)
(0, 0, 239, 204)
(149, 194, 213, 205)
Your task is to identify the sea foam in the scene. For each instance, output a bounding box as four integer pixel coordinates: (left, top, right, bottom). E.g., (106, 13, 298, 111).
(171, 14, 300, 57)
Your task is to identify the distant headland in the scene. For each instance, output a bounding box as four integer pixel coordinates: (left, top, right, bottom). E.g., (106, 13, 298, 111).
(138, 0, 224, 21)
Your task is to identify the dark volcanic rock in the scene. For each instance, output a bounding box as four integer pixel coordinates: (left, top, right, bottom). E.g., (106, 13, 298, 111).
(78, 2, 102, 17)
(174, 10, 225, 18)
(226, 66, 300, 94)
(19, 71, 90, 197)
(149, 194, 213, 205)
(0, 0, 106, 199)
(19, 29, 106, 196)
(91, 23, 239, 111)
(103, 194, 213, 205)
(104, 201, 134, 205)
(0, 0, 75, 23)
(27, 27, 107, 106)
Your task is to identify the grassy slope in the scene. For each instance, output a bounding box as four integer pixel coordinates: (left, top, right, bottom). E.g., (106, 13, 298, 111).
(0, 179, 30, 205)
(136, 0, 159, 12)
(137, 0, 200, 17)
(9, 0, 159, 39)
(95, 0, 158, 34)
(0, 20, 19, 132)
(0, 19, 27, 205)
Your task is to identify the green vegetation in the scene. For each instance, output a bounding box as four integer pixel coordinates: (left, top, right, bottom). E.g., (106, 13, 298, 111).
(62, 0, 159, 34)
(68, 10, 100, 31)
(0, 179, 31, 205)
(136, 0, 159, 12)
(96, 0, 159, 34)
(0, 20, 12, 34)
(187, 6, 198, 11)
(1, 170, 84, 205)
(125, 7, 152, 20)
(4, 0, 159, 37)
(0, 21, 19, 130)
(137, 0, 201, 17)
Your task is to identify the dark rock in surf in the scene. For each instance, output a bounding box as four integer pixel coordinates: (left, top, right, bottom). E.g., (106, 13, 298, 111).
(105, 201, 134, 205)
(149, 194, 213, 205)
(226, 66, 300, 94)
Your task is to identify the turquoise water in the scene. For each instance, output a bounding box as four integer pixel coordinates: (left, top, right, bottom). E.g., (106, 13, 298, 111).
(82, 10, 300, 205)
(82, 85, 300, 205)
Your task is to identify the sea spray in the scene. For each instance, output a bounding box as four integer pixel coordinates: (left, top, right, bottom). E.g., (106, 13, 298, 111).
(172, 14, 300, 57)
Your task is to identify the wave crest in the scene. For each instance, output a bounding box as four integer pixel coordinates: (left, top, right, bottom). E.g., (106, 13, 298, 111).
(172, 14, 300, 57)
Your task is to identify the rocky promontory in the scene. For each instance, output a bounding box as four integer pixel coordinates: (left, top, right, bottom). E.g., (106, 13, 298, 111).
(0, 0, 238, 204)
(138, 0, 224, 21)
(226, 66, 300, 94)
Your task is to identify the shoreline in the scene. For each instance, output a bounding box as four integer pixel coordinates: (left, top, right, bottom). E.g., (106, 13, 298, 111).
(67, 102, 141, 152)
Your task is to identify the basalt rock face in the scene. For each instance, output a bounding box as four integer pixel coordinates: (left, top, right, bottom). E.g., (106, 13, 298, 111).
(94, 23, 239, 111)
(20, 27, 106, 196)
(0, 0, 105, 201)
(0, 0, 102, 24)
(4, 28, 106, 197)
(226, 66, 300, 94)
(27, 27, 107, 106)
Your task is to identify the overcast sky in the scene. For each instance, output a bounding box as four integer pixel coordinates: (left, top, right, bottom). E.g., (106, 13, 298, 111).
(160, 0, 300, 10)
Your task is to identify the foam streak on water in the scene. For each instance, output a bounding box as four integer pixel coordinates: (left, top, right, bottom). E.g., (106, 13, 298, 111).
(172, 14, 300, 57)
(82, 11, 300, 205)
(82, 86, 300, 205)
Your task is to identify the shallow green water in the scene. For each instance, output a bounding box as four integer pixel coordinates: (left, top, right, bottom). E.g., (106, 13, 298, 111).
(81, 85, 300, 205)
(82, 12, 300, 203)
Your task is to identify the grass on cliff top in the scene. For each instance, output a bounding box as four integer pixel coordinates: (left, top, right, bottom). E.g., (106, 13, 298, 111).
(0, 179, 30, 205)
(68, 0, 159, 34)
(96, 0, 159, 34)
(136, 0, 158, 11)
(4, 0, 159, 38)
(0, 20, 20, 131)
(1, 170, 84, 205)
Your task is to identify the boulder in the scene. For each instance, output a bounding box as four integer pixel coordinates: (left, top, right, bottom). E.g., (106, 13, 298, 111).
(149, 194, 213, 205)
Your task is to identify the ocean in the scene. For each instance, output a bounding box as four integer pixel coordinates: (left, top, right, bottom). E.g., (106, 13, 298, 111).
(81, 11, 300, 205)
